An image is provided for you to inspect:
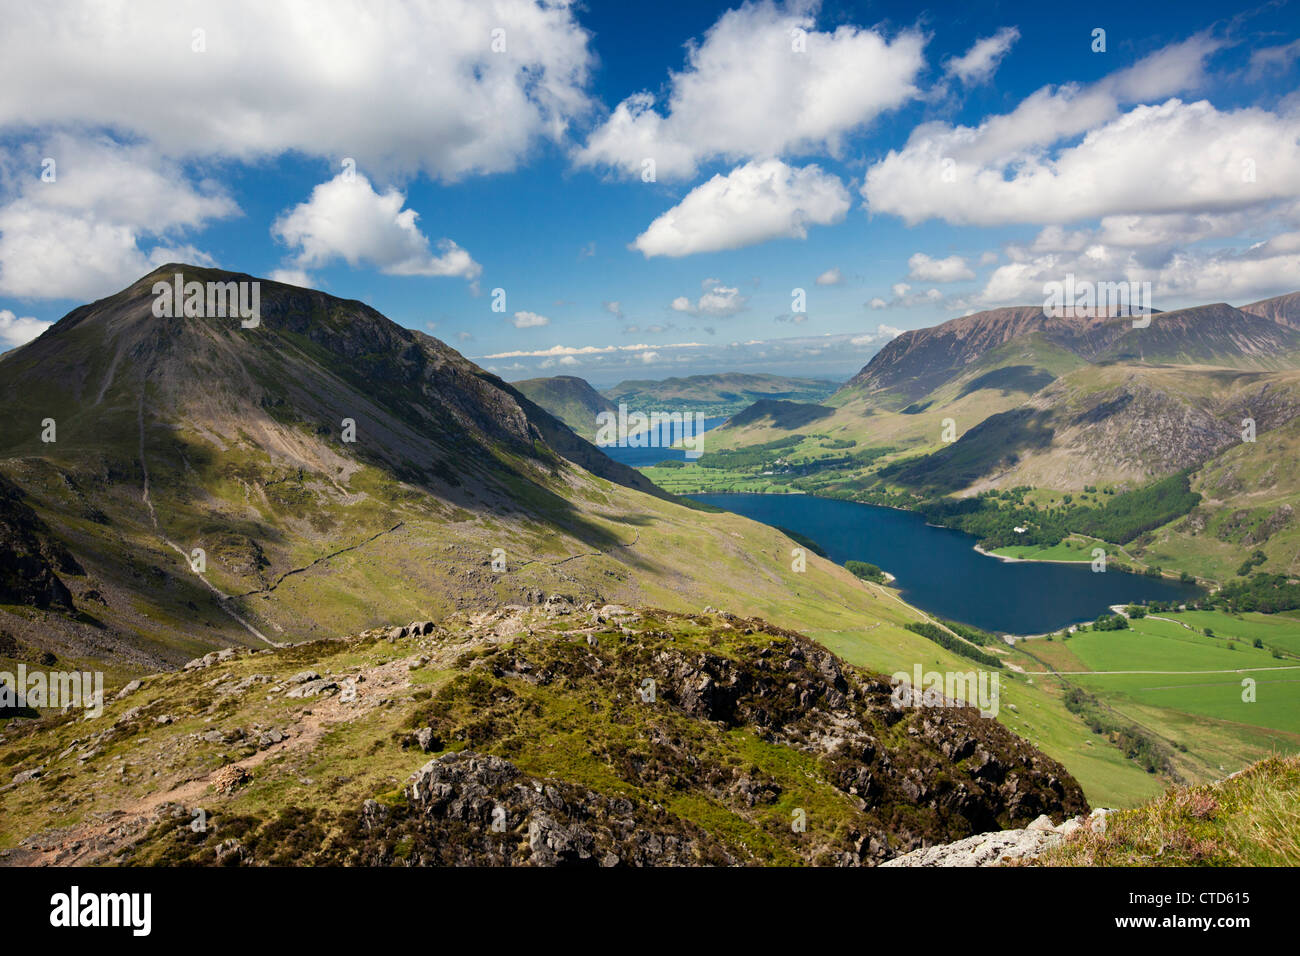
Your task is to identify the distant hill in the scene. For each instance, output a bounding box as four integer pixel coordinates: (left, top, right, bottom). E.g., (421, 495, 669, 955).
(512, 375, 616, 439)
(1083, 303, 1300, 367)
(727, 399, 835, 430)
(605, 372, 839, 417)
(1242, 291, 1300, 330)
(844, 306, 1060, 405)
(843, 302, 1300, 408)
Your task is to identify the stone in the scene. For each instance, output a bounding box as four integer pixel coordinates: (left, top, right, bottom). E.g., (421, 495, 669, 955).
(286, 679, 338, 699)
(596, 604, 637, 622)
(1026, 814, 1056, 833)
(184, 652, 221, 671)
(1057, 818, 1083, 838)
(881, 824, 1064, 867)
(212, 765, 251, 795)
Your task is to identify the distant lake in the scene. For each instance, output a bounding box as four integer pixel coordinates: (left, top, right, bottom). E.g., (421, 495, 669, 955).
(598, 415, 729, 467)
(690, 492, 1203, 634)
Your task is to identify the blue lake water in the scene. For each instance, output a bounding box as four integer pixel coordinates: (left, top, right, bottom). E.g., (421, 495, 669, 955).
(690, 492, 1203, 634)
(597, 416, 729, 467)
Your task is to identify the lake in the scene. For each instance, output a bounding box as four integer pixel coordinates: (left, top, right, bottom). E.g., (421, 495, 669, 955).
(598, 415, 730, 467)
(690, 492, 1203, 634)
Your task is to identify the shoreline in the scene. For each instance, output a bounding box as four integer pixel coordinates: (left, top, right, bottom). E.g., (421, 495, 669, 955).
(686, 488, 1202, 584)
(690, 490, 1105, 570)
(686, 487, 1206, 638)
(971, 543, 1092, 567)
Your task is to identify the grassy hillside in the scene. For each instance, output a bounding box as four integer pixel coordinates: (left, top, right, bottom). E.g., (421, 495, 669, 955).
(1137, 414, 1300, 582)
(511, 375, 616, 440)
(1040, 753, 1300, 866)
(0, 605, 1085, 865)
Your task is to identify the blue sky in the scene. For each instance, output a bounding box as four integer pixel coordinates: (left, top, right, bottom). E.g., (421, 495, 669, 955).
(1, 0, 1297, 385)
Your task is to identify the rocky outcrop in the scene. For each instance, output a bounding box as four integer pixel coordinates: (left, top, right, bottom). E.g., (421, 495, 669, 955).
(362, 751, 730, 866)
(387, 608, 1087, 864)
(9, 605, 1090, 867)
(0, 474, 81, 611)
(881, 808, 1114, 867)
(1243, 504, 1294, 545)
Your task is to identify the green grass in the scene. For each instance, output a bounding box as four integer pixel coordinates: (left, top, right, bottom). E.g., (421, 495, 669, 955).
(641, 463, 786, 494)
(1011, 611, 1300, 786)
(1041, 754, 1300, 866)
(1069, 617, 1283, 672)
(1160, 609, 1300, 656)
(991, 535, 1112, 562)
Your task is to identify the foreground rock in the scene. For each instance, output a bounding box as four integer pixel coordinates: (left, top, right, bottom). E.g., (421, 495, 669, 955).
(881, 808, 1113, 867)
(358, 751, 728, 866)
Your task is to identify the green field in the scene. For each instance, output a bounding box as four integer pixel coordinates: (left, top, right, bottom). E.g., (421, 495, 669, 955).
(1157, 609, 1300, 657)
(1011, 611, 1300, 787)
(990, 535, 1111, 562)
(641, 462, 785, 495)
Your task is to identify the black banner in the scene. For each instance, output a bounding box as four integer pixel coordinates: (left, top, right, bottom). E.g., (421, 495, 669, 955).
(0, 865, 1276, 944)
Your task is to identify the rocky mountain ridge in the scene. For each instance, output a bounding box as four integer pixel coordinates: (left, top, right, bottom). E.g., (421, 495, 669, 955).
(845, 299, 1300, 406)
(0, 603, 1086, 866)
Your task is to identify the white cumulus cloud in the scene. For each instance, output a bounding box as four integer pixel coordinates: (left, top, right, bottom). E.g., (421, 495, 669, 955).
(577, 1, 924, 180)
(273, 171, 481, 282)
(868, 98, 1300, 227)
(633, 159, 849, 258)
(670, 278, 748, 317)
(0, 309, 51, 348)
(944, 27, 1019, 85)
(269, 268, 313, 288)
(975, 220, 1300, 309)
(907, 253, 975, 282)
(0, 0, 594, 181)
(858, 37, 1291, 230)
(850, 324, 904, 346)
(0, 134, 236, 300)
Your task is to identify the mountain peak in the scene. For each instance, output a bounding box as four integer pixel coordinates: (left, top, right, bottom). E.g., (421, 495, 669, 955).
(845, 297, 1300, 404)
(1241, 290, 1300, 330)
